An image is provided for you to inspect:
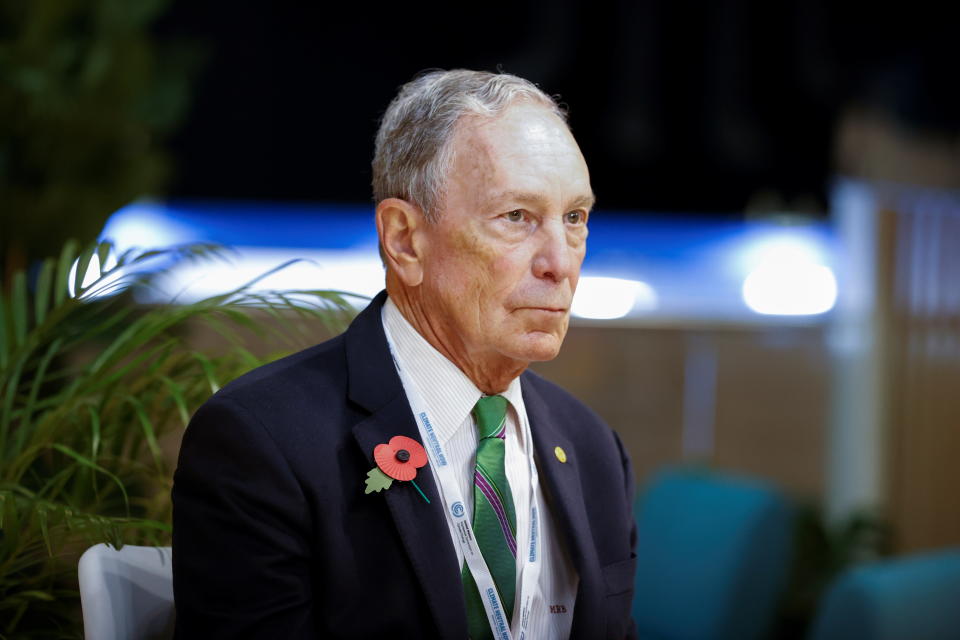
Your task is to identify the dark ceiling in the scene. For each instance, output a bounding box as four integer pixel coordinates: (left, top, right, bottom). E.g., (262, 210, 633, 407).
(157, 0, 958, 216)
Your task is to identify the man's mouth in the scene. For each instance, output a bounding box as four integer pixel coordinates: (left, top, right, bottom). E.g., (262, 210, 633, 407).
(521, 306, 567, 314)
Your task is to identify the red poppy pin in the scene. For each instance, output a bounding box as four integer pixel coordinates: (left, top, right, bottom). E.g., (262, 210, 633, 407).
(364, 435, 430, 503)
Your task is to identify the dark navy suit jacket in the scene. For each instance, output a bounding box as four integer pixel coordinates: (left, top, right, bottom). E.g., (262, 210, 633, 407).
(172, 292, 638, 639)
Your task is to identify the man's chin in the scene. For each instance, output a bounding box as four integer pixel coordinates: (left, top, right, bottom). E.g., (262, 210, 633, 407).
(506, 332, 565, 363)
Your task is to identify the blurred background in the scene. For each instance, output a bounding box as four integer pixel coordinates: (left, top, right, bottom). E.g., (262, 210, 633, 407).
(3, 0, 959, 637)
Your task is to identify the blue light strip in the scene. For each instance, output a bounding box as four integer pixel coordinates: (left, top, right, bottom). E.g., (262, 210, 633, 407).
(100, 200, 838, 322)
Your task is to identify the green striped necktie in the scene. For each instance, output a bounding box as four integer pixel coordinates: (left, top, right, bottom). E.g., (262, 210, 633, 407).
(462, 394, 518, 640)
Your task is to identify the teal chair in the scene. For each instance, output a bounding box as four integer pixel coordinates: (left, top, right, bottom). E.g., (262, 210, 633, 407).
(632, 467, 793, 640)
(808, 548, 960, 640)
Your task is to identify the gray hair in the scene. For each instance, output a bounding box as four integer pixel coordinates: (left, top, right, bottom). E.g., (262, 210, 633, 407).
(372, 69, 568, 221)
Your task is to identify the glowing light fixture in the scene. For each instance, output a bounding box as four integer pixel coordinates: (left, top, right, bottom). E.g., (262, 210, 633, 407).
(742, 262, 837, 315)
(100, 201, 196, 251)
(571, 276, 657, 320)
(139, 248, 384, 305)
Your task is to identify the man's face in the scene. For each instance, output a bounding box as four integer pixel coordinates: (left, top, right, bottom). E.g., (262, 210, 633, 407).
(416, 103, 593, 367)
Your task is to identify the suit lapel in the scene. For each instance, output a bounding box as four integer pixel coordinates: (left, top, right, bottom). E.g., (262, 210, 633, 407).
(345, 293, 468, 639)
(344, 294, 605, 636)
(522, 376, 604, 636)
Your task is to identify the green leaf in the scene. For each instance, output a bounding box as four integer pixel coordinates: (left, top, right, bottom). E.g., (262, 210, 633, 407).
(5, 600, 29, 635)
(72, 244, 97, 298)
(191, 351, 221, 394)
(33, 257, 55, 327)
(126, 394, 163, 471)
(51, 444, 130, 514)
(86, 308, 186, 376)
(14, 590, 56, 602)
(88, 405, 101, 461)
(364, 467, 393, 494)
(0, 279, 7, 370)
(14, 337, 63, 454)
(54, 239, 80, 306)
(37, 504, 52, 556)
(161, 376, 190, 426)
(96, 241, 113, 272)
(0, 354, 27, 460)
(11, 270, 28, 346)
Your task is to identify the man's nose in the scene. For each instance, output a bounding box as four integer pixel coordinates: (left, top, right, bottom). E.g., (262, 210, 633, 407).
(532, 220, 578, 283)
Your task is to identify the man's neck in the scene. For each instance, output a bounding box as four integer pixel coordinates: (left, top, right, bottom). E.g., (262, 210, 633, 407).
(385, 282, 526, 394)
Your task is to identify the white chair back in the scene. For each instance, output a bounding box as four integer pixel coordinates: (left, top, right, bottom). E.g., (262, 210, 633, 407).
(78, 543, 175, 640)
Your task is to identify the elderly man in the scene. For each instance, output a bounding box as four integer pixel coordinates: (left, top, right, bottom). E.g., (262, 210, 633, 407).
(172, 70, 637, 639)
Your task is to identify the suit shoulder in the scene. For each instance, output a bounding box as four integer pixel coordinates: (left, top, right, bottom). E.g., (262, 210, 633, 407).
(183, 332, 356, 470)
(521, 369, 626, 450)
(215, 333, 348, 404)
(521, 369, 607, 427)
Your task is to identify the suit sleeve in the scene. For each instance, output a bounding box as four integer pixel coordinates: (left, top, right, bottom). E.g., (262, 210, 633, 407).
(172, 395, 316, 639)
(614, 429, 639, 640)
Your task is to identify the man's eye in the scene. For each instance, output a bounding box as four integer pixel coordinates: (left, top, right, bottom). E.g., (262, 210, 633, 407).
(505, 210, 525, 222)
(565, 210, 586, 224)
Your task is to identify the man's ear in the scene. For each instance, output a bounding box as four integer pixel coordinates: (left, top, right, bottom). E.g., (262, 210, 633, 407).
(376, 198, 425, 287)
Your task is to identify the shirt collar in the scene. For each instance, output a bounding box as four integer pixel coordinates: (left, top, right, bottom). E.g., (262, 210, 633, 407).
(382, 296, 522, 445)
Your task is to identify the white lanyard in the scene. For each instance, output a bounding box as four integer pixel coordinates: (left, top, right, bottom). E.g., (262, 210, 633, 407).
(383, 328, 543, 640)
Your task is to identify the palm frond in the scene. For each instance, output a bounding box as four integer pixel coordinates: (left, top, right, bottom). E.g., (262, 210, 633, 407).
(0, 239, 362, 637)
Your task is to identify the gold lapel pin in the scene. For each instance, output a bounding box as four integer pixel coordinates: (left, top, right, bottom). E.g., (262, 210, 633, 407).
(554, 446, 567, 463)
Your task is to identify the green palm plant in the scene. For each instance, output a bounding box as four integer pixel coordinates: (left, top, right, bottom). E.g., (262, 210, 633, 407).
(0, 240, 359, 638)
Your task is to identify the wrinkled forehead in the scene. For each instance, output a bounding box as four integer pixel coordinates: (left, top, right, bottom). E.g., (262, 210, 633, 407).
(452, 102, 577, 153)
(442, 104, 591, 205)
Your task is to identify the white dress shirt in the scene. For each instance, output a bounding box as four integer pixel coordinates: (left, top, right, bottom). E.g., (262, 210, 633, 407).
(382, 297, 578, 638)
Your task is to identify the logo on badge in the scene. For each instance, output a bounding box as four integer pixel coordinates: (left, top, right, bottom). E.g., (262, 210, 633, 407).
(451, 501, 465, 518)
